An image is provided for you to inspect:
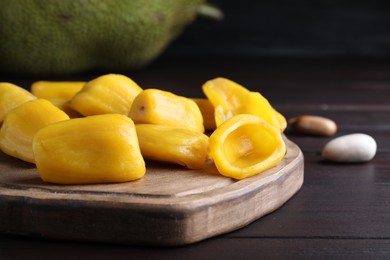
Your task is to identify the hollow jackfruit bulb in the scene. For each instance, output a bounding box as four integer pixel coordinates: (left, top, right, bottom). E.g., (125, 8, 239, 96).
(202, 77, 250, 110)
(209, 114, 286, 179)
(202, 77, 287, 132)
(214, 91, 280, 130)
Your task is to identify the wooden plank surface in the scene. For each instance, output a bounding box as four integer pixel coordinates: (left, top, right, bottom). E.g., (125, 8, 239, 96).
(1, 58, 390, 258)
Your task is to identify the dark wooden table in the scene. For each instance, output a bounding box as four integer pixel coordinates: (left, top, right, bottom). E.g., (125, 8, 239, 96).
(1, 58, 390, 259)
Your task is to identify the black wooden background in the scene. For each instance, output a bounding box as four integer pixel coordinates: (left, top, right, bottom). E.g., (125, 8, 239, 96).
(164, 0, 390, 59)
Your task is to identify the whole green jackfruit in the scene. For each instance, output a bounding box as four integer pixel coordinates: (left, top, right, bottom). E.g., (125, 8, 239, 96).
(0, 0, 217, 75)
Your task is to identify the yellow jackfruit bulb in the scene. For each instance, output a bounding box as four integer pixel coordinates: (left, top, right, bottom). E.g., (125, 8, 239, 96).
(47, 99, 83, 118)
(129, 89, 204, 133)
(202, 77, 250, 110)
(209, 114, 286, 180)
(192, 98, 216, 131)
(0, 82, 36, 124)
(243, 91, 287, 132)
(214, 92, 280, 130)
(70, 74, 143, 116)
(239, 92, 281, 130)
(33, 114, 145, 184)
(0, 99, 70, 163)
(136, 124, 209, 169)
(30, 81, 85, 101)
(201, 77, 286, 132)
(273, 108, 287, 132)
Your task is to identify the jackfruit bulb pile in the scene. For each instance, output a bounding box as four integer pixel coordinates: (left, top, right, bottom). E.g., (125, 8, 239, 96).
(0, 0, 220, 75)
(0, 75, 287, 184)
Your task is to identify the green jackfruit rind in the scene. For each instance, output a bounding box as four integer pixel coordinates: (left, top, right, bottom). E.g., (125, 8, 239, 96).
(0, 0, 205, 75)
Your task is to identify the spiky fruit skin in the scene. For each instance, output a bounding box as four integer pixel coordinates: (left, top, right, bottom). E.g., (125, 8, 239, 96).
(0, 0, 205, 75)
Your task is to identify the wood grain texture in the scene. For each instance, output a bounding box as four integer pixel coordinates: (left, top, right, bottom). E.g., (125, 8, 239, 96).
(1, 58, 389, 258)
(0, 137, 303, 246)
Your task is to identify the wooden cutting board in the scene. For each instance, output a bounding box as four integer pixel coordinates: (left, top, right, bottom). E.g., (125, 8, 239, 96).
(0, 137, 303, 246)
